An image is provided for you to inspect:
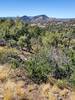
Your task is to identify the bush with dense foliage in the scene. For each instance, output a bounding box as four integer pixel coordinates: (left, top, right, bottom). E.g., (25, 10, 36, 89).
(0, 47, 25, 68)
(26, 49, 51, 84)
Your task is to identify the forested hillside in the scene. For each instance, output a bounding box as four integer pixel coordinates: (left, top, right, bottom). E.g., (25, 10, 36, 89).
(0, 17, 75, 100)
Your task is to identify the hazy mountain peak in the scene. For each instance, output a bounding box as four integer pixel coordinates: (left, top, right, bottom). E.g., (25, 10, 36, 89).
(20, 15, 49, 23)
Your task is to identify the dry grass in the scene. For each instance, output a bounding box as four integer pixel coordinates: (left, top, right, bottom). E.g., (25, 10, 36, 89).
(0, 64, 75, 100)
(3, 80, 26, 100)
(0, 65, 11, 81)
(4, 80, 16, 100)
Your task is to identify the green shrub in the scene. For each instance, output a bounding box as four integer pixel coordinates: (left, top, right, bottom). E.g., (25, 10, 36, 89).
(26, 52, 51, 84)
(52, 64, 72, 79)
(69, 72, 75, 88)
(0, 48, 24, 68)
(8, 39, 17, 47)
(56, 79, 68, 89)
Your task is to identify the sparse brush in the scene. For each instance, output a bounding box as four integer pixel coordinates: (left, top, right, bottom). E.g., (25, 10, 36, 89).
(56, 79, 69, 89)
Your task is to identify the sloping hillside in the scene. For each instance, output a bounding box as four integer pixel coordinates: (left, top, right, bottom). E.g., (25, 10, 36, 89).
(0, 65, 74, 100)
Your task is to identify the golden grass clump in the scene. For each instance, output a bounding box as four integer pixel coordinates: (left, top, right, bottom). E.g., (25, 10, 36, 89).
(4, 80, 16, 100)
(3, 80, 26, 100)
(0, 65, 11, 81)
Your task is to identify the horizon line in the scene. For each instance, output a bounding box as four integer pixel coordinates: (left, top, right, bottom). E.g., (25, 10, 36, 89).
(0, 14, 75, 19)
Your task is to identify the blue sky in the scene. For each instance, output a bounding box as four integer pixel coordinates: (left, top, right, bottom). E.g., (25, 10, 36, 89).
(0, 0, 75, 18)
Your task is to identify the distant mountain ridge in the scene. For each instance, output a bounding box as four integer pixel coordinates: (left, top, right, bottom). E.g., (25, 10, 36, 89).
(20, 15, 75, 24)
(20, 15, 50, 23)
(0, 15, 75, 25)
